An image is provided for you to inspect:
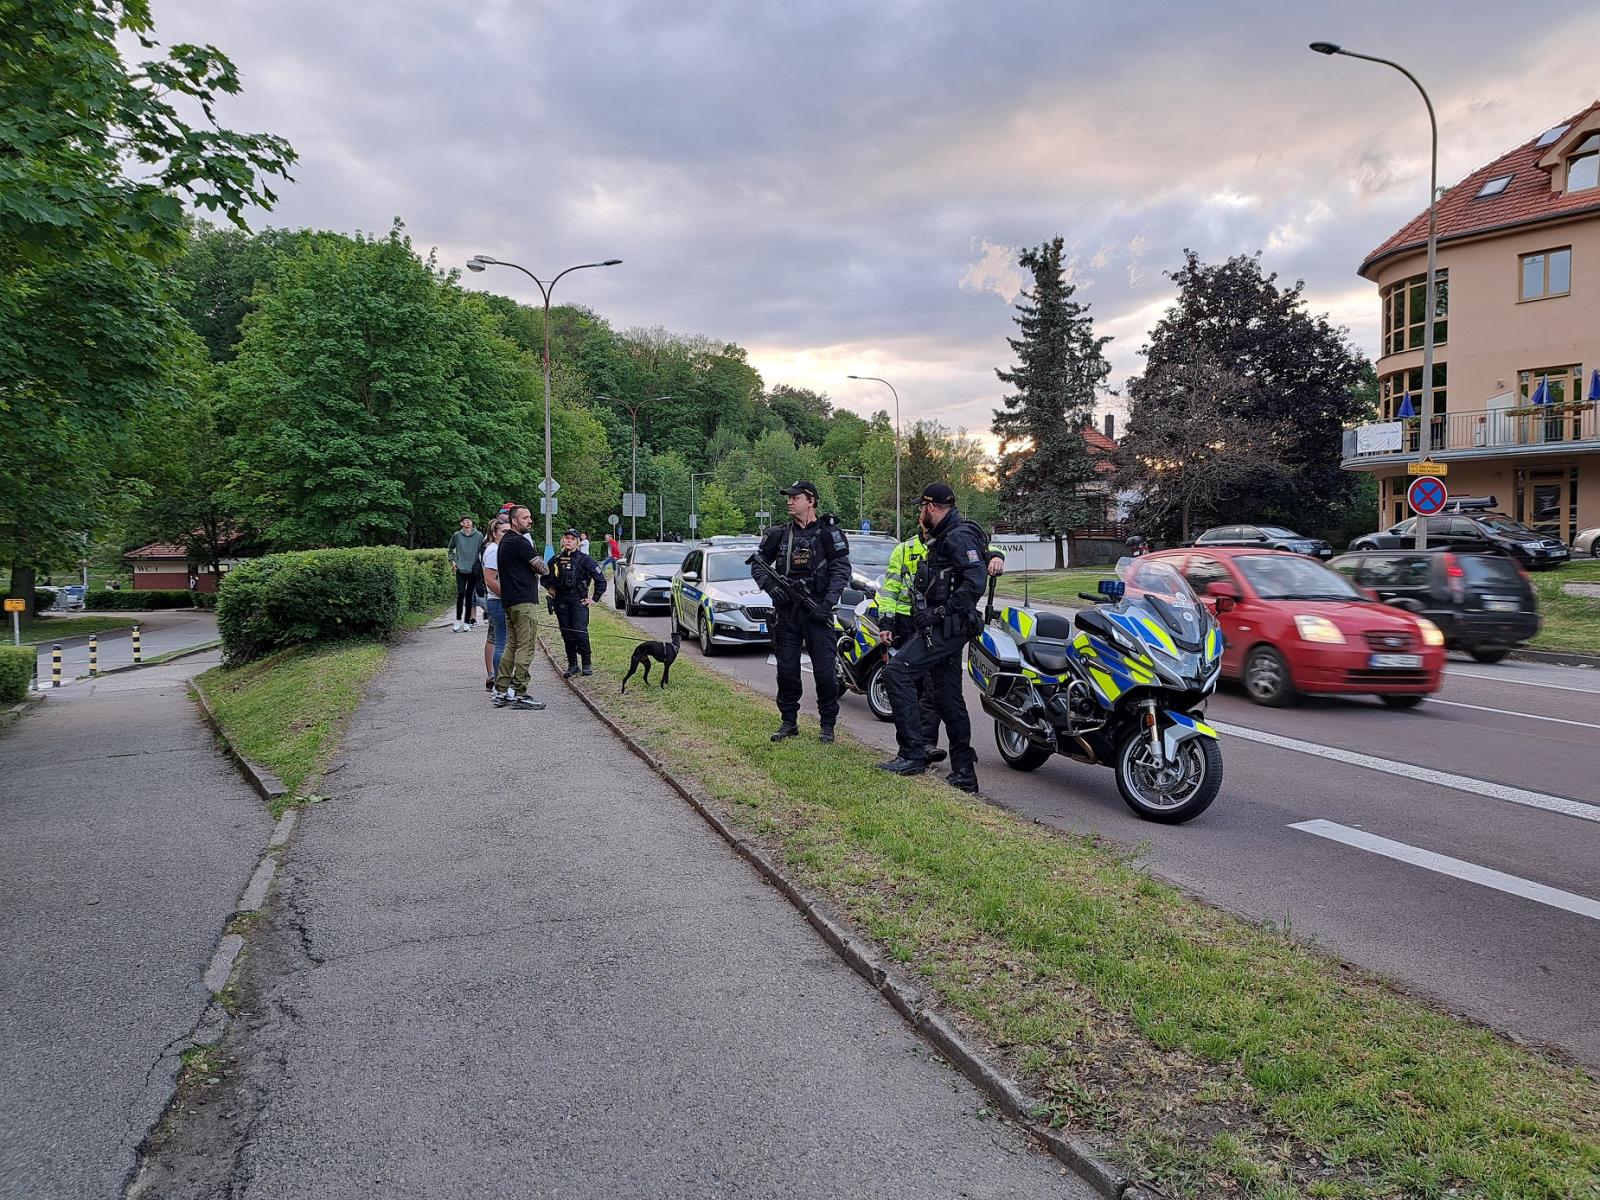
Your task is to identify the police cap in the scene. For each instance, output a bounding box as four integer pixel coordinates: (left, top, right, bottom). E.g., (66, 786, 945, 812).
(780, 480, 819, 500)
(917, 483, 957, 505)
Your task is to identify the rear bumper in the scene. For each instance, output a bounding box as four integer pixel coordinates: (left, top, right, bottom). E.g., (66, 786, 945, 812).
(1437, 610, 1540, 647)
(1287, 643, 1447, 695)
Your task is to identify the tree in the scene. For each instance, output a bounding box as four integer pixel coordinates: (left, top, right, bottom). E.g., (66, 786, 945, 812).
(765, 384, 833, 446)
(1118, 360, 1289, 542)
(0, 0, 294, 612)
(1131, 251, 1368, 540)
(991, 237, 1112, 567)
(695, 482, 746, 537)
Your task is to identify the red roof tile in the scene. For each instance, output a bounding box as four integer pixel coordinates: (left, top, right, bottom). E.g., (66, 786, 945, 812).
(124, 543, 189, 560)
(1360, 101, 1600, 277)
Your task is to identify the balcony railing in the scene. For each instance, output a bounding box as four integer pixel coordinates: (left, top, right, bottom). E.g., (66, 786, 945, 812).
(1344, 404, 1600, 461)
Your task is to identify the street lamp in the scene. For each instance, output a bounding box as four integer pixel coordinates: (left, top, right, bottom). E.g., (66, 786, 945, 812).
(837, 474, 865, 528)
(847, 375, 902, 539)
(690, 471, 715, 538)
(466, 254, 622, 556)
(1311, 42, 1439, 552)
(598, 394, 673, 543)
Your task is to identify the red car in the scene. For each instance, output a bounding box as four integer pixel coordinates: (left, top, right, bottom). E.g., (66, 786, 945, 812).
(1145, 547, 1447, 708)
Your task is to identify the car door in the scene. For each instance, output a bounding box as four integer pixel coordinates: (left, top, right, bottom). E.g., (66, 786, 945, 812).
(1236, 526, 1270, 547)
(674, 551, 702, 627)
(1181, 555, 1247, 675)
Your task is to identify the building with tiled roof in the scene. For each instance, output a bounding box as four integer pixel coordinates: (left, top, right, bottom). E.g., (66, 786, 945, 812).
(1343, 102, 1600, 544)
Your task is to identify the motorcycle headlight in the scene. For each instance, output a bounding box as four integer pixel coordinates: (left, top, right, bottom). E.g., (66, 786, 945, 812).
(1293, 614, 1346, 645)
(712, 600, 740, 614)
(1416, 618, 1445, 647)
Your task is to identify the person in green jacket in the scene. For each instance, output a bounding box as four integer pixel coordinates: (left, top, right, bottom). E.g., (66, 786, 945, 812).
(447, 516, 486, 632)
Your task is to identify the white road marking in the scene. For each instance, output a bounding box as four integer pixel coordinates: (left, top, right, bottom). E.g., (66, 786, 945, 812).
(1291, 820, 1600, 922)
(1445, 667, 1597, 694)
(1424, 697, 1600, 730)
(1211, 721, 1600, 825)
(765, 653, 814, 673)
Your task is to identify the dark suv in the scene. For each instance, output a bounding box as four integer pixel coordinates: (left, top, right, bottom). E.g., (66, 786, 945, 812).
(1192, 524, 1332, 558)
(1327, 550, 1539, 662)
(1348, 500, 1570, 568)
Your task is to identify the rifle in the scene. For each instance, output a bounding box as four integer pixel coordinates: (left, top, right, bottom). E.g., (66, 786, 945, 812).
(748, 555, 831, 624)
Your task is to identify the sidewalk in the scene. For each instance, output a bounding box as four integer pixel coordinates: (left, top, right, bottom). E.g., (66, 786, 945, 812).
(31, 611, 220, 683)
(150, 625, 1092, 1197)
(0, 653, 270, 1200)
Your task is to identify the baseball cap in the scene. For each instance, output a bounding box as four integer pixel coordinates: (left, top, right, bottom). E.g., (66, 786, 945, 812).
(562, 527, 580, 537)
(918, 483, 957, 505)
(780, 480, 819, 499)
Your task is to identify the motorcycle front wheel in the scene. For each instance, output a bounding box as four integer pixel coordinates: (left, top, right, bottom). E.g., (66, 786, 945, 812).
(1114, 730, 1221, 824)
(865, 662, 895, 722)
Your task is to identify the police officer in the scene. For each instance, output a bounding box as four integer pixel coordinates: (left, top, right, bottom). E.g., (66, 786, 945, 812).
(544, 528, 607, 677)
(877, 483, 987, 792)
(756, 480, 851, 744)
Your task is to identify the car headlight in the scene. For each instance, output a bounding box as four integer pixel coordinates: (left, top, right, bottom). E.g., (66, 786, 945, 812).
(1293, 614, 1346, 644)
(1416, 618, 1445, 647)
(712, 600, 741, 614)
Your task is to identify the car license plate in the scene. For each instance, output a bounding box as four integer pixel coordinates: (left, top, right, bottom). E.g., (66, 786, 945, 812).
(1369, 653, 1423, 669)
(1317, 548, 1332, 557)
(1485, 600, 1520, 612)
(758, 622, 767, 634)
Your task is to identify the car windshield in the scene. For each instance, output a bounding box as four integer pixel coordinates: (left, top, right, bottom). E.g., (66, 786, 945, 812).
(703, 553, 755, 584)
(631, 546, 685, 566)
(1476, 514, 1533, 535)
(1236, 554, 1362, 601)
(850, 540, 896, 569)
(1259, 526, 1300, 538)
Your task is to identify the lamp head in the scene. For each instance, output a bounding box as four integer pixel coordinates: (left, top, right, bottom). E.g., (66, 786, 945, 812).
(846, 374, 863, 380)
(1309, 41, 1341, 55)
(467, 254, 496, 273)
(602, 259, 622, 266)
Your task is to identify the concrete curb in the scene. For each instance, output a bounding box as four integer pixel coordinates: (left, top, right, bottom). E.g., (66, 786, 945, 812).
(1508, 646, 1600, 668)
(190, 681, 290, 805)
(2, 692, 45, 728)
(97, 640, 223, 677)
(537, 635, 1140, 1200)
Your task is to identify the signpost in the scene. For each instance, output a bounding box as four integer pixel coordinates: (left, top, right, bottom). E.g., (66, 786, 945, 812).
(622, 493, 647, 518)
(538, 497, 558, 516)
(5, 596, 23, 646)
(1407, 476, 1448, 517)
(1408, 460, 1448, 476)
(607, 514, 619, 528)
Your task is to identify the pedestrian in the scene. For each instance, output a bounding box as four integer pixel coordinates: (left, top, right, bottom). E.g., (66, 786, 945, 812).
(876, 483, 987, 793)
(479, 517, 511, 691)
(578, 531, 591, 558)
(605, 531, 623, 576)
(754, 480, 851, 744)
(448, 515, 485, 632)
(544, 528, 607, 677)
(491, 505, 549, 710)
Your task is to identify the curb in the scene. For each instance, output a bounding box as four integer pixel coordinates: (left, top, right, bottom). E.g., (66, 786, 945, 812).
(537, 636, 1139, 1200)
(190, 681, 290, 805)
(1508, 646, 1600, 668)
(2, 692, 45, 727)
(98, 640, 223, 677)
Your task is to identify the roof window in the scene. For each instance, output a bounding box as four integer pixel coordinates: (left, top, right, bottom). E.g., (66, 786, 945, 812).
(1535, 123, 1570, 148)
(1475, 173, 1513, 198)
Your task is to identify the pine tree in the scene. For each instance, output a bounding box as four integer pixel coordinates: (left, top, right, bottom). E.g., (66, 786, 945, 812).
(991, 237, 1111, 567)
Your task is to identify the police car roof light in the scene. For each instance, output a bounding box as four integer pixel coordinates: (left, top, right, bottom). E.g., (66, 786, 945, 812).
(1097, 579, 1126, 599)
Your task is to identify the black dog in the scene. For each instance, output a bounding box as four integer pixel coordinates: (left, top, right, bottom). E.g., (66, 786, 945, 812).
(620, 627, 680, 694)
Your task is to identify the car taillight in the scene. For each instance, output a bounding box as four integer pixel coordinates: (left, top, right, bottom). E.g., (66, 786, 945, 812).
(1442, 553, 1465, 603)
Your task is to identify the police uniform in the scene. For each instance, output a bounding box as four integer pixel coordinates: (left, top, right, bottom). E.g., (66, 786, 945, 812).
(756, 480, 851, 742)
(544, 530, 607, 676)
(878, 485, 987, 791)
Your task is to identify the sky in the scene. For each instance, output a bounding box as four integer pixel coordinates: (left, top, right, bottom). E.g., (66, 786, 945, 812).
(147, 0, 1599, 446)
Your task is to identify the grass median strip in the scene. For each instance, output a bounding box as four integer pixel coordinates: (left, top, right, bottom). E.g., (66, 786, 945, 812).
(194, 640, 387, 796)
(14, 614, 137, 645)
(1531, 560, 1600, 654)
(574, 605, 1598, 1199)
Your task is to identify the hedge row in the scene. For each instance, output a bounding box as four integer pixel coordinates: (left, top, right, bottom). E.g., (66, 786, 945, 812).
(0, 646, 35, 704)
(86, 588, 216, 610)
(216, 547, 454, 663)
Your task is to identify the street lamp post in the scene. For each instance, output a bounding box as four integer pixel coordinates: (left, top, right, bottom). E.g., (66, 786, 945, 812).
(466, 254, 622, 557)
(690, 471, 715, 538)
(837, 474, 865, 528)
(599, 394, 673, 543)
(1311, 42, 1439, 552)
(847, 375, 902, 540)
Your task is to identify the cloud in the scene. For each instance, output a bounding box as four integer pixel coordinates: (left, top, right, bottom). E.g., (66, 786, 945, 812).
(958, 238, 1026, 304)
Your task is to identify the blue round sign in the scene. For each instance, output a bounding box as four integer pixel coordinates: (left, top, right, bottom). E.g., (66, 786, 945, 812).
(1407, 476, 1448, 516)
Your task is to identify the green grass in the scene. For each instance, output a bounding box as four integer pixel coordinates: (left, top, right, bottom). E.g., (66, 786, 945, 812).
(194, 641, 388, 796)
(13, 614, 137, 645)
(993, 567, 1126, 607)
(566, 605, 1600, 1199)
(1530, 559, 1600, 654)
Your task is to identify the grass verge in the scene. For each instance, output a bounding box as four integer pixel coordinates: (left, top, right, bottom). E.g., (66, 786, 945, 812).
(14, 614, 137, 645)
(569, 604, 1599, 1199)
(1530, 559, 1600, 654)
(194, 641, 387, 796)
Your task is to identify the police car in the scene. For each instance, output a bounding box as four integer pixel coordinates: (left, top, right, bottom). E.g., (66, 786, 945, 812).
(670, 547, 776, 655)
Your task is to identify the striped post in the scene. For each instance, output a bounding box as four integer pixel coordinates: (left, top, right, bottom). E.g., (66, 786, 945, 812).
(89, 634, 99, 676)
(52, 643, 62, 687)
(132, 623, 142, 664)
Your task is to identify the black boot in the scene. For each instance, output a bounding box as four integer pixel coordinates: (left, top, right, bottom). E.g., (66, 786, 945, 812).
(926, 748, 948, 765)
(875, 755, 928, 775)
(564, 663, 580, 679)
(945, 766, 979, 794)
(818, 725, 835, 744)
(580, 664, 594, 676)
(771, 722, 799, 742)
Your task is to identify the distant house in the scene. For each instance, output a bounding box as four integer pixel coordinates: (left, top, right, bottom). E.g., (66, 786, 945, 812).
(123, 543, 237, 592)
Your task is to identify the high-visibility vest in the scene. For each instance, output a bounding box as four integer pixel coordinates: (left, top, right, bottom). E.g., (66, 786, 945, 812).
(878, 536, 928, 617)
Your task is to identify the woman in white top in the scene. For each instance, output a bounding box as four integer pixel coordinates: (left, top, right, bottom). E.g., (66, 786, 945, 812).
(480, 517, 511, 690)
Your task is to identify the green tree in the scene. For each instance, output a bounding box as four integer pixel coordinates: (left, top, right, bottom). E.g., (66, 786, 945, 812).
(696, 482, 746, 537)
(1, 0, 294, 612)
(991, 236, 1111, 568)
(765, 384, 832, 445)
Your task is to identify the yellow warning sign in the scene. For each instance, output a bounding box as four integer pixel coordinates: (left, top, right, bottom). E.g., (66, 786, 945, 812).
(1408, 461, 1448, 476)
(3, 598, 24, 612)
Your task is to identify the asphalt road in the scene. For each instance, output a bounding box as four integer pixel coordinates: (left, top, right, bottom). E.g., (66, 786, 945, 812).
(31, 611, 219, 684)
(618, 605, 1600, 1070)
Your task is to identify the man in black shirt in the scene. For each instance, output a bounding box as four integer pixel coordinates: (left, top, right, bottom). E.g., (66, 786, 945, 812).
(544, 528, 607, 677)
(492, 505, 550, 710)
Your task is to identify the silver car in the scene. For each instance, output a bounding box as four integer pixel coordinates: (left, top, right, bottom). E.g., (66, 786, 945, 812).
(614, 542, 688, 615)
(670, 547, 774, 655)
(846, 535, 898, 593)
(1574, 527, 1600, 558)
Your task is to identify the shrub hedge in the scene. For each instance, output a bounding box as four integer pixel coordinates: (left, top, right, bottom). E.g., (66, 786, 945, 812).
(85, 588, 216, 610)
(0, 645, 35, 703)
(216, 547, 454, 663)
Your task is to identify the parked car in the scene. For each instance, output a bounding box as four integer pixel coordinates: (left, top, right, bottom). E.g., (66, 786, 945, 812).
(1147, 547, 1446, 708)
(1191, 525, 1332, 558)
(1573, 526, 1600, 558)
(1348, 499, 1570, 568)
(670, 547, 775, 655)
(613, 542, 688, 615)
(1327, 550, 1538, 663)
(53, 584, 86, 611)
(845, 534, 898, 593)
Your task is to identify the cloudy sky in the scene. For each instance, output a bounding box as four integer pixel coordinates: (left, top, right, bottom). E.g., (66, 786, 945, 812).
(149, 0, 1598, 444)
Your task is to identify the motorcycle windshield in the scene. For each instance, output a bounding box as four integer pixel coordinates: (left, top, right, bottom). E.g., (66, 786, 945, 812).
(1116, 556, 1207, 651)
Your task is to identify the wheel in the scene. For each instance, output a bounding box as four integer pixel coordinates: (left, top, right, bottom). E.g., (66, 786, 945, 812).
(615, 589, 626, 611)
(865, 661, 895, 722)
(1115, 729, 1222, 824)
(1243, 645, 1296, 707)
(1379, 693, 1425, 709)
(994, 721, 1052, 771)
(1469, 645, 1510, 664)
(699, 614, 720, 656)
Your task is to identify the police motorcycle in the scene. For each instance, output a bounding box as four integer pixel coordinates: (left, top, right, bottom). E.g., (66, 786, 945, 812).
(831, 588, 896, 721)
(965, 556, 1224, 823)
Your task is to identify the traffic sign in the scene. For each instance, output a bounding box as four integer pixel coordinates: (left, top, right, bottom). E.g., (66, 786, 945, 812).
(688, 514, 699, 531)
(607, 514, 619, 527)
(1408, 460, 1447, 476)
(539, 478, 560, 495)
(1407, 476, 1448, 516)
(538, 497, 558, 515)
(622, 493, 647, 517)
(4, 598, 24, 612)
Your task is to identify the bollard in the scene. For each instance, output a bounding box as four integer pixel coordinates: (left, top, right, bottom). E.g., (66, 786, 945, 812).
(52, 643, 62, 688)
(132, 623, 142, 665)
(89, 633, 98, 676)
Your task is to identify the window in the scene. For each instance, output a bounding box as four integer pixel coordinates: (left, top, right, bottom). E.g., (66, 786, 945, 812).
(1380, 363, 1449, 422)
(1520, 247, 1572, 299)
(1518, 364, 1582, 405)
(1182, 556, 1232, 595)
(1569, 133, 1600, 193)
(1380, 270, 1448, 354)
(1536, 123, 1571, 148)
(1475, 173, 1513, 198)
